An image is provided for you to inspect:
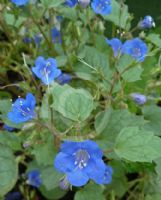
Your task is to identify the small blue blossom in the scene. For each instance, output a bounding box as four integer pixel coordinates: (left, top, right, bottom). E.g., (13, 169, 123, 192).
(78, 0, 90, 8)
(106, 38, 122, 57)
(57, 73, 72, 85)
(27, 170, 42, 188)
(3, 124, 15, 132)
(131, 93, 147, 105)
(65, 0, 78, 7)
(5, 192, 22, 200)
(91, 0, 112, 15)
(7, 93, 36, 124)
(51, 27, 62, 44)
(139, 16, 155, 29)
(34, 34, 42, 46)
(11, 0, 29, 6)
(23, 37, 32, 44)
(122, 38, 147, 62)
(56, 16, 63, 22)
(54, 140, 112, 187)
(32, 56, 62, 85)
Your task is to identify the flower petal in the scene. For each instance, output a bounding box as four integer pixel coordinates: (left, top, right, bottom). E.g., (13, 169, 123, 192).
(54, 152, 75, 173)
(67, 170, 89, 187)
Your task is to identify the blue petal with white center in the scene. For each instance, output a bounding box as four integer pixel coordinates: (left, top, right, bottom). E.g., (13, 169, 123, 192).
(11, 0, 28, 6)
(122, 38, 147, 62)
(7, 93, 36, 124)
(106, 38, 123, 57)
(32, 56, 62, 85)
(27, 170, 42, 188)
(91, 0, 112, 15)
(54, 140, 112, 187)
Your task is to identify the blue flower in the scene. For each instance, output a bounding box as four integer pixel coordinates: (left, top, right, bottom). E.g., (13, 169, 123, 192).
(56, 16, 63, 22)
(91, 0, 112, 15)
(27, 170, 42, 188)
(3, 124, 15, 132)
(11, 0, 28, 6)
(57, 73, 72, 85)
(131, 93, 147, 105)
(65, 0, 78, 7)
(106, 38, 122, 57)
(51, 27, 62, 44)
(78, 0, 90, 8)
(7, 93, 36, 124)
(5, 192, 22, 200)
(23, 37, 32, 44)
(122, 38, 147, 62)
(34, 34, 42, 46)
(139, 16, 155, 29)
(32, 56, 62, 85)
(54, 140, 112, 187)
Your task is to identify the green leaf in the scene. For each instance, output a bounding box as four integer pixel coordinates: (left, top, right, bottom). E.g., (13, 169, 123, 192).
(147, 34, 161, 48)
(51, 84, 94, 121)
(74, 183, 105, 200)
(40, 185, 66, 200)
(104, 0, 130, 30)
(0, 144, 18, 197)
(32, 133, 56, 166)
(122, 64, 143, 82)
(0, 131, 21, 151)
(115, 127, 161, 162)
(40, 0, 64, 8)
(78, 46, 112, 80)
(39, 92, 51, 121)
(95, 108, 145, 147)
(59, 7, 77, 20)
(142, 105, 161, 136)
(145, 194, 161, 200)
(41, 166, 63, 191)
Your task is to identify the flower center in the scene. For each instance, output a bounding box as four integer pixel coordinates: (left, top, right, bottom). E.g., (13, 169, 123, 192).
(96, 0, 110, 12)
(133, 48, 141, 57)
(74, 149, 90, 169)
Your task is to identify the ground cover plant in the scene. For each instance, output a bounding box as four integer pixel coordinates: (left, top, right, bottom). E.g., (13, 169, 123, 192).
(1, 0, 161, 199)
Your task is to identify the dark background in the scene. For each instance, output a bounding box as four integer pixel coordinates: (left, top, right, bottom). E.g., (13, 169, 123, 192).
(126, 0, 161, 25)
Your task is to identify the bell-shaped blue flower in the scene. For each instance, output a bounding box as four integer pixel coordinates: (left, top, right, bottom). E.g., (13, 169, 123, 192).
(11, 0, 28, 6)
(54, 140, 113, 187)
(32, 56, 62, 85)
(65, 0, 78, 7)
(122, 38, 147, 62)
(139, 16, 155, 29)
(131, 93, 147, 105)
(51, 27, 62, 44)
(7, 93, 36, 124)
(106, 38, 122, 57)
(91, 0, 112, 15)
(57, 73, 72, 85)
(27, 170, 42, 188)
